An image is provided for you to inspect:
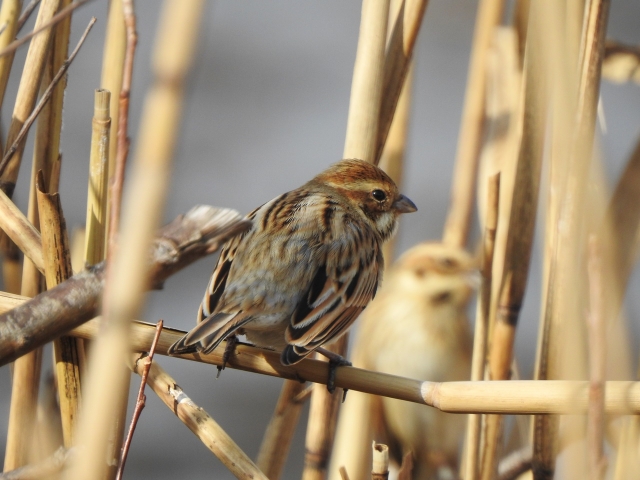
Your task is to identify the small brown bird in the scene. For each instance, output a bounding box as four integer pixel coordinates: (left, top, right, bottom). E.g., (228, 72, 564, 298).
(360, 242, 477, 479)
(169, 159, 416, 373)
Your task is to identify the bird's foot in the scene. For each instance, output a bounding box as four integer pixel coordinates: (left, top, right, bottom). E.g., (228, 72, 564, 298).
(217, 336, 238, 378)
(316, 347, 351, 398)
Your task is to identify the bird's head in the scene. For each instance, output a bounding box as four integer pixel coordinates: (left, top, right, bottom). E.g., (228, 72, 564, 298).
(313, 159, 417, 240)
(392, 242, 479, 308)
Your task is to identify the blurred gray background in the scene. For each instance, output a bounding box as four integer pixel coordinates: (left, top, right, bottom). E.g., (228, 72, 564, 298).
(1, 1, 639, 478)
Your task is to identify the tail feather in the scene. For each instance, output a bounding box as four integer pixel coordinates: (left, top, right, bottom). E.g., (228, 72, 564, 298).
(281, 344, 313, 365)
(168, 312, 240, 355)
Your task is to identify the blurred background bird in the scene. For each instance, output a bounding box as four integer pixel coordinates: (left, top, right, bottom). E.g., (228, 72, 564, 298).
(354, 242, 477, 480)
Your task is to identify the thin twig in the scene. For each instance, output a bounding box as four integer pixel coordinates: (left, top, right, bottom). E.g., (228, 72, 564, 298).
(0, 17, 96, 176)
(17, 0, 42, 32)
(116, 320, 164, 480)
(106, 0, 136, 260)
(127, 352, 268, 479)
(0, 0, 90, 59)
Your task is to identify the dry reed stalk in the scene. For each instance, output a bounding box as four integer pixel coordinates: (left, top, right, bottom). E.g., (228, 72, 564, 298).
(54, 319, 640, 415)
(256, 379, 308, 479)
(302, 3, 390, 478)
(126, 354, 268, 480)
(612, 416, 640, 480)
(379, 62, 412, 263)
(442, 0, 505, 248)
(105, 0, 136, 260)
(532, 1, 610, 477)
(2, 40, 60, 464)
(116, 320, 163, 480)
(0, 13, 93, 175)
(481, 2, 548, 477)
(481, 3, 546, 480)
(0, 0, 22, 112)
(100, 0, 125, 229)
(586, 237, 607, 479)
(602, 41, 640, 84)
(0, 206, 249, 366)
(371, 443, 389, 480)
(343, 0, 389, 162)
(0, 0, 59, 197)
(0, 188, 43, 271)
(339, 466, 351, 480)
(329, 61, 413, 480)
(0, 0, 28, 188)
(36, 171, 85, 450)
(374, 0, 428, 164)
(0, 0, 88, 59)
(512, 0, 529, 64)
(302, 336, 348, 480)
(464, 173, 499, 480)
(63, 2, 205, 478)
(84, 89, 111, 264)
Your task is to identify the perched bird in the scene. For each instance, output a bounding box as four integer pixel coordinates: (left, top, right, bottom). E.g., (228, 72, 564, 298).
(360, 242, 477, 480)
(168, 159, 417, 375)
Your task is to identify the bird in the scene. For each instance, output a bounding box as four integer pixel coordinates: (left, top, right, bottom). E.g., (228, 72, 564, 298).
(168, 159, 417, 384)
(358, 242, 477, 479)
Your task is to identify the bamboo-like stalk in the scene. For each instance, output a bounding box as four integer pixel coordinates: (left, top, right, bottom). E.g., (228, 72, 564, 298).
(40, 319, 640, 415)
(374, 0, 428, 164)
(100, 0, 125, 213)
(302, 3, 390, 479)
(0, 189, 43, 272)
(330, 57, 413, 480)
(343, 0, 389, 162)
(480, 2, 548, 477)
(379, 62, 412, 263)
(0, 0, 27, 295)
(371, 443, 389, 480)
(0, 0, 59, 197)
(464, 173, 499, 480)
(256, 379, 308, 479)
(0, 0, 22, 113)
(532, 1, 610, 478)
(442, 0, 506, 248)
(302, 336, 348, 480)
(85, 89, 111, 266)
(36, 171, 84, 450)
(585, 236, 606, 480)
(63, 2, 206, 478)
(126, 354, 267, 480)
(0, 0, 87, 59)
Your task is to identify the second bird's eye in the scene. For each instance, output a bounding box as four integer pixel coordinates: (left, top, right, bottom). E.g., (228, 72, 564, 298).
(372, 189, 386, 201)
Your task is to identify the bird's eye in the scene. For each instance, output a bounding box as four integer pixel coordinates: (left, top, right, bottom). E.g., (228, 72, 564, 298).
(371, 189, 386, 201)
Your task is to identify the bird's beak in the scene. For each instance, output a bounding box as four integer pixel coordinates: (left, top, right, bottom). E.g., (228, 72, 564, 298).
(392, 194, 417, 213)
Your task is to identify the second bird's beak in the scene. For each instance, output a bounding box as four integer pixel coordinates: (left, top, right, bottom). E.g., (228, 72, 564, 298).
(392, 194, 418, 213)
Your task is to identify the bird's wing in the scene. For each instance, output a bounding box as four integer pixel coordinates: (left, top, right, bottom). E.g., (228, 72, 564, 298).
(282, 240, 381, 364)
(197, 206, 261, 321)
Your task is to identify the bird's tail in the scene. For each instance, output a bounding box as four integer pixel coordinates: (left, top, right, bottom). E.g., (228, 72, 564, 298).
(168, 312, 247, 355)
